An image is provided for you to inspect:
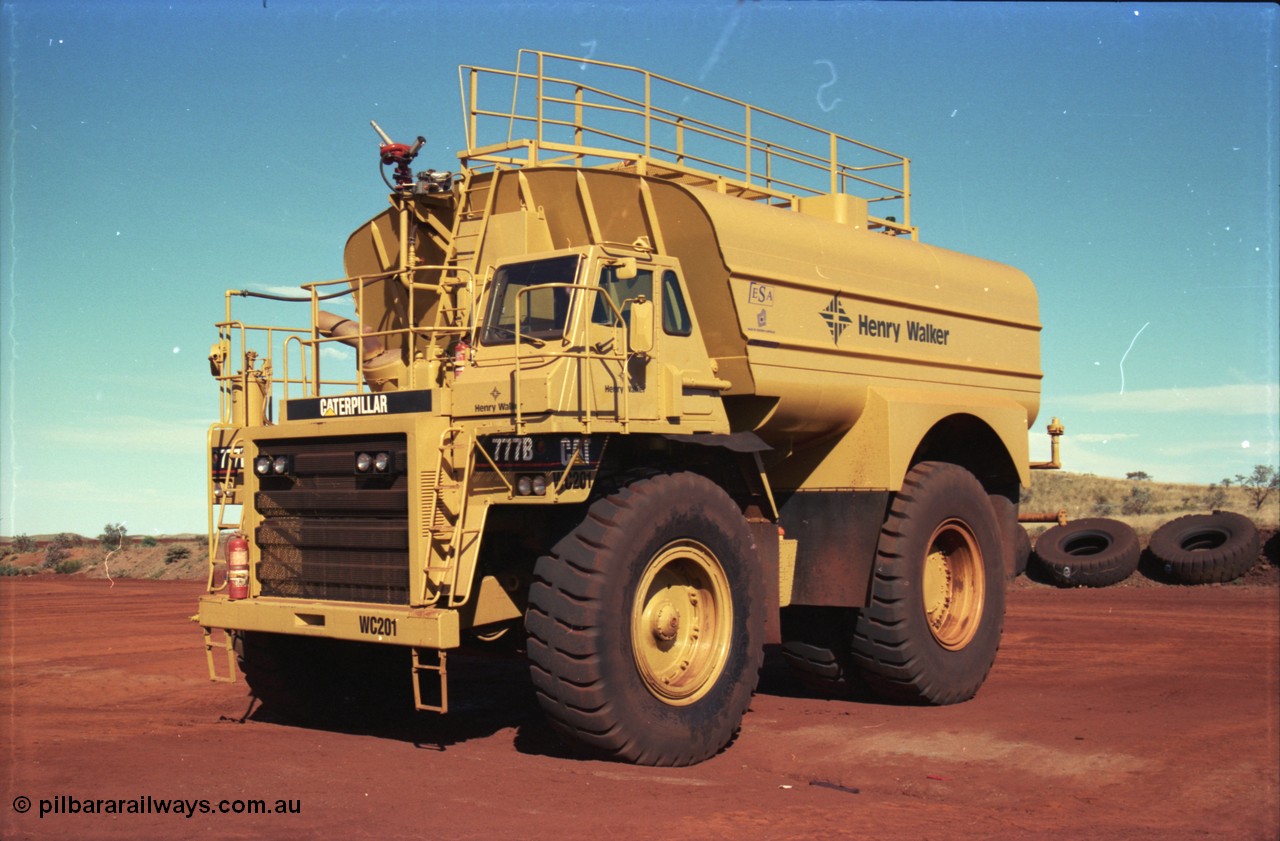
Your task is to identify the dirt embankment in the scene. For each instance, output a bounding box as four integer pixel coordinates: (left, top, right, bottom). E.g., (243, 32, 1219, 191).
(0, 537, 207, 581)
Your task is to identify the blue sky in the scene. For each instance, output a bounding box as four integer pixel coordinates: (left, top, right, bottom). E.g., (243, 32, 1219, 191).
(2, 1, 1277, 536)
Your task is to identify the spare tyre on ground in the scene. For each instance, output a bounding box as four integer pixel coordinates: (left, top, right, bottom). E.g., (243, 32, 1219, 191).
(1030, 517, 1141, 588)
(1147, 511, 1260, 584)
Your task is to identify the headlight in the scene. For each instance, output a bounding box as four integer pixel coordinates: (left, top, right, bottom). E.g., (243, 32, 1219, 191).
(255, 453, 291, 477)
(355, 451, 394, 474)
(515, 475, 548, 496)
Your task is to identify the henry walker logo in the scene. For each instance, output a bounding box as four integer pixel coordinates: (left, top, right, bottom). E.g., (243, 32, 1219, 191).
(321, 393, 389, 417)
(821, 295, 853, 345)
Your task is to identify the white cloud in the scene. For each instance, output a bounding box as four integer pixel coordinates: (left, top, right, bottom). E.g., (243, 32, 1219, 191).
(1054, 383, 1277, 415)
(1069, 432, 1140, 443)
(321, 345, 354, 361)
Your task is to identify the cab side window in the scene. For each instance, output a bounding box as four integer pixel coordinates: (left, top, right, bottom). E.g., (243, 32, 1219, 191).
(661, 270, 692, 336)
(592, 267, 654, 326)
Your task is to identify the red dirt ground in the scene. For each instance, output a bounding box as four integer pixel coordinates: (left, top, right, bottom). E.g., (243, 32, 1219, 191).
(2, 576, 1277, 840)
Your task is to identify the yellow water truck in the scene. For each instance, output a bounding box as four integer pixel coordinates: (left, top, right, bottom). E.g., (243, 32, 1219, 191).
(198, 51, 1057, 766)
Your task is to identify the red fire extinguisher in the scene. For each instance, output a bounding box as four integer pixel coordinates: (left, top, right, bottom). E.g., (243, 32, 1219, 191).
(453, 338, 469, 377)
(227, 533, 250, 600)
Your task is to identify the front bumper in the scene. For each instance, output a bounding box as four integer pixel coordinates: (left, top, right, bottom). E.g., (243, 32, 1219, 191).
(196, 594, 461, 649)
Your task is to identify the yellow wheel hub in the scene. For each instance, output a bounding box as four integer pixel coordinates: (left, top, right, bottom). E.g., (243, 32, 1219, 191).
(921, 519, 985, 651)
(631, 540, 732, 705)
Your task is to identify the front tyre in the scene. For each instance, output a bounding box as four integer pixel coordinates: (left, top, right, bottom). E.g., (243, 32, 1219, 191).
(850, 462, 1005, 705)
(525, 472, 765, 766)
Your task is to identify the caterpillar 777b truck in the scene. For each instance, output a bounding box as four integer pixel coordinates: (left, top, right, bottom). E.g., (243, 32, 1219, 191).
(198, 51, 1060, 766)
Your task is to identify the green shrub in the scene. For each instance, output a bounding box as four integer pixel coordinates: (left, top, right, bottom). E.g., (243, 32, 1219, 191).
(13, 534, 36, 553)
(0, 563, 21, 576)
(164, 546, 191, 564)
(141, 535, 158, 547)
(99, 523, 128, 550)
(1121, 485, 1153, 515)
(1202, 483, 1229, 511)
(53, 559, 83, 575)
(1230, 465, 1279, 511)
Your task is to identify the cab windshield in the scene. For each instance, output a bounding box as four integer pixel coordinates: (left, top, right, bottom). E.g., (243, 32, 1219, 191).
(480, 255, 581, 345)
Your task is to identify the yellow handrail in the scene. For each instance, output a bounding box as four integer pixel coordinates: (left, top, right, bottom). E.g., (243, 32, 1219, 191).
(212, 263, 476, 424)
(459, 50, 911, 230)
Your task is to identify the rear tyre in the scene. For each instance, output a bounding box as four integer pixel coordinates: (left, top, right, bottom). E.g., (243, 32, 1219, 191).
(989, 495, 1028, 580)
(850, 461, 1005, 705)
(1031, 518, 1140, 587)
(1148, 512, 1260, 584)
(780, 605, 859, 696)
(1013, 524, 1032, 579)
(236, 632, 329, 720)
(235, 632, 405, 722)
(525, 472, 765, 766)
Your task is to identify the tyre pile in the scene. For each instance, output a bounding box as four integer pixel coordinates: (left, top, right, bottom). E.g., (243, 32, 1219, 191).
(1026, 510, 1263, 588)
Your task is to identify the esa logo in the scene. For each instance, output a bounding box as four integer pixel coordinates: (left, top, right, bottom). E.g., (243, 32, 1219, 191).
(748, 282, 775, 306)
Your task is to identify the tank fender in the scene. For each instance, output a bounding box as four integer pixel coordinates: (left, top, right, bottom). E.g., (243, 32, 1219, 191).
(849, 386, 1031, 490)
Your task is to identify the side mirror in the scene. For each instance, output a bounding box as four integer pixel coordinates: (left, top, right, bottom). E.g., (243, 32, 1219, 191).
(627, 297, 654, 355)
(614, 257, 638, 281)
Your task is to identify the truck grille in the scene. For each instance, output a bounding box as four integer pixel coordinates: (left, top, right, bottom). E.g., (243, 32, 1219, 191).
(253, 435, 410, 605)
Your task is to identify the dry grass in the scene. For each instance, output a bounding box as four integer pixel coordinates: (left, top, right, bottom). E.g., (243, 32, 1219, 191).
(1021, 471, 1279, 541)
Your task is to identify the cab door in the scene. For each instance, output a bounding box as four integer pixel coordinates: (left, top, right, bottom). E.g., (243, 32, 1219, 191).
(586, 260, 660, 422)
(586, 257, 724, 425)
(648, 264, 722, 419)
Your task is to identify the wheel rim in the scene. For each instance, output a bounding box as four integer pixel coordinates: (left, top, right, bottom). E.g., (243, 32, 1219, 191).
(920, 518, 986, 651)
(630, 539, 732, 706)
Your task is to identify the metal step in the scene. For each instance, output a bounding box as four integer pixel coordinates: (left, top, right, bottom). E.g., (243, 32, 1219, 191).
(411, 647, 448, 713)
(202, 627, 237, 684)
